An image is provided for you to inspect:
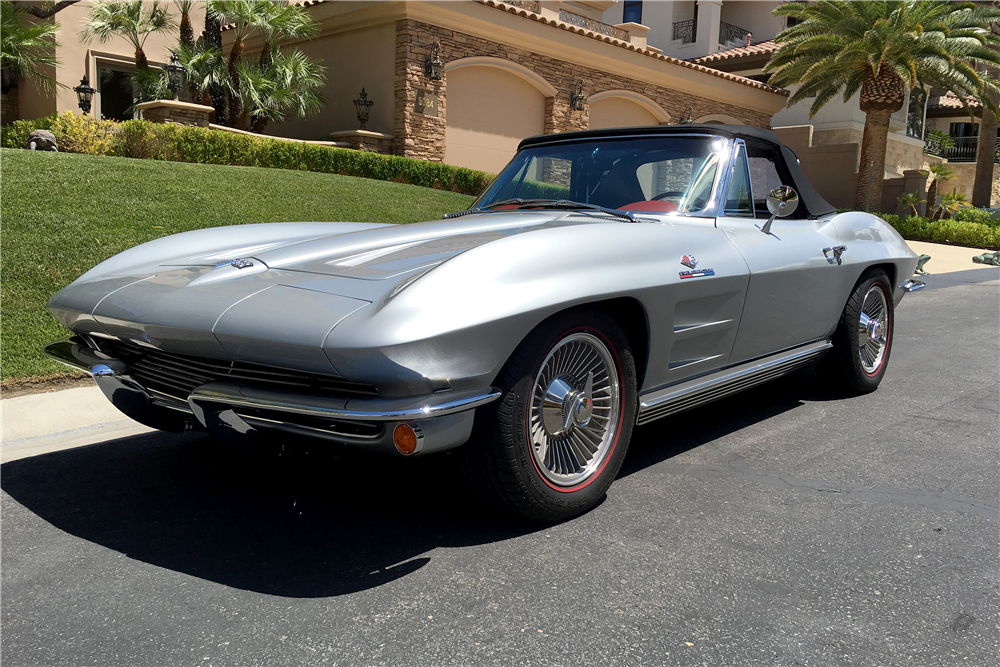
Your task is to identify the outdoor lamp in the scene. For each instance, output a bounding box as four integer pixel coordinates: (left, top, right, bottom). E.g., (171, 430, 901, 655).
(354, 88, 374, 130)
(680, 106, 694, 124)
(425, 41, 444, 81)
(1, 65, 16, 95)
(74, 76, 96, 114)
(164, 51, 184, 100)
(570, 79, 587, 111)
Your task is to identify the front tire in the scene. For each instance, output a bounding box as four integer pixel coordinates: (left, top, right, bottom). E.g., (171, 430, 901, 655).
(822, 268, 894, 394)
(461, 309, 637, 522)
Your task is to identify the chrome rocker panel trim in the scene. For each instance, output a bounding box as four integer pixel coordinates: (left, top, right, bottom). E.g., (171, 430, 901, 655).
(636, 340, 832, 425)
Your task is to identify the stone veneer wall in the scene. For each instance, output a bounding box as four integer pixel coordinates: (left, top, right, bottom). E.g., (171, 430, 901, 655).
(394, 18, 771, 163)
(141, 104, 211, 127)
(1, 87, 19, 126)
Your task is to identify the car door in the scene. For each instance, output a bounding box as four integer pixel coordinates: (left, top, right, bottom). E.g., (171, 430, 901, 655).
(716, 140, 847, 364)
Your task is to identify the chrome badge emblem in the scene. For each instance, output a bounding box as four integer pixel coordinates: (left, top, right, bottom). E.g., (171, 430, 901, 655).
(227, 258, 255, 269)
(679, 254, 714, 279)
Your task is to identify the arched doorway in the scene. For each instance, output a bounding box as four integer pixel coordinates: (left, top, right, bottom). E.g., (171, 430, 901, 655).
(444, 59, 551, 172)
(588, 91, 670, 129)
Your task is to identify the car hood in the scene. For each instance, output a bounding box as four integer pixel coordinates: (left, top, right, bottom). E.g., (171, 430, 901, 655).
(47, 211, 631, 370)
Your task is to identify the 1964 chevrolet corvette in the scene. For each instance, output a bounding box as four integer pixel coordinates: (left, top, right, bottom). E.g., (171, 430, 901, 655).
(45, 124, 925, 521)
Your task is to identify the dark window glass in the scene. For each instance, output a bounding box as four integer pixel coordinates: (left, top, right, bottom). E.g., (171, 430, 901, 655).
(724, 143, 753, 218)
(747, 145, 790, 219)
(906, 89, 926, 139)
(623, 1, 642, 24)
(950, 122, 978, 138)
(98, 67, 135, 122)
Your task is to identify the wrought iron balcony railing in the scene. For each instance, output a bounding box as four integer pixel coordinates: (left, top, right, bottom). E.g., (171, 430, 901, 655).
(924, 135, 999, 163)
(559, 9, 630, 41)
(672, 19, 696, 44)
(719, 21, 751, 46)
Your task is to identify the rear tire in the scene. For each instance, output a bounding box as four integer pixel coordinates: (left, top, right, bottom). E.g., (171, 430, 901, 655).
(460, 309, 637, 522)
(820, 268, 894, 395)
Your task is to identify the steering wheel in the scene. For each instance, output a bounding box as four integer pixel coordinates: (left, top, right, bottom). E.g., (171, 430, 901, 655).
(651, 191, 686, 201)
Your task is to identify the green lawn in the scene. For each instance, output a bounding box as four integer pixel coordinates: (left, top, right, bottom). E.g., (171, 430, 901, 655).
(0, 148, 474, 383)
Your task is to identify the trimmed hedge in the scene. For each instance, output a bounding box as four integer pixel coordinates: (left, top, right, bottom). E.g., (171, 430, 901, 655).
(876, 212, 1000, 250)
(1, 113, 495, 197)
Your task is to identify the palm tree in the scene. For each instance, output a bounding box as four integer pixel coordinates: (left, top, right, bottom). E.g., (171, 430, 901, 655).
(897, 191, 925, 217)
(972, 94, 998, 208)
(254, 1, 317, 69)
(176, 39, 229, 109)
(938, 191, 972, 219)
(765, 1, 1000, 211)
(238, 46, 325, 133)
(173, 0, 195, 49)
(207, 0, 318, 129)
(1, 0, 61, 92)
(972, 15, 999, 208)
(201, 4, 226, 124)
(926, 164, 955, 218)
(80, 1, 176, 71)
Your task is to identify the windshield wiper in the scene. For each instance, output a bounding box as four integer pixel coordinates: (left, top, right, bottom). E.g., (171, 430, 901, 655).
(443, 198, 636, 222)
(443, 198, 554, 218)
(514, 199, 636, 222)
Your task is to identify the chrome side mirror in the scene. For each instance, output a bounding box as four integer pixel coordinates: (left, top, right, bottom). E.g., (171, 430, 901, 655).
(761, 185, 799, 235)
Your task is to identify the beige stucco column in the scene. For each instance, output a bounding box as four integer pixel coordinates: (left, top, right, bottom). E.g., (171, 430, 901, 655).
(136, 100, 213, 127)
(695, 0, 724, 56)
(902, 169, 930, 216)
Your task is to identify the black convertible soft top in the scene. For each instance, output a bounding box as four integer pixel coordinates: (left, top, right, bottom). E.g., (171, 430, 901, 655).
(518, 124, 836, 218)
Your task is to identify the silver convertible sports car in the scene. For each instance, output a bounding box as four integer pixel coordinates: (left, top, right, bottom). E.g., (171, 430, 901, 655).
(45, 124, 925, 521)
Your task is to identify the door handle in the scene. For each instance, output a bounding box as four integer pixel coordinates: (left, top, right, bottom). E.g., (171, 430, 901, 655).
(823, 245, 847, 265)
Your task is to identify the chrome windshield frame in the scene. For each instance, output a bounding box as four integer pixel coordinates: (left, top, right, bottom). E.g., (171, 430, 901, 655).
(470, 132, 736, 218)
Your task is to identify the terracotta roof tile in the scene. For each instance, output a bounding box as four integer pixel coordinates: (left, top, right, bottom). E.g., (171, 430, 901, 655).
(928, 92, 982, 111)
(479, 2, 787, 96)
(692, 40, 779, 64)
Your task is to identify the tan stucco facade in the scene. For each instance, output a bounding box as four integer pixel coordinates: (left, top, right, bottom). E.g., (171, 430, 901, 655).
(221, 1, 786, 171)
(7, 1, 205, 123)
(8, 1, 787, 175)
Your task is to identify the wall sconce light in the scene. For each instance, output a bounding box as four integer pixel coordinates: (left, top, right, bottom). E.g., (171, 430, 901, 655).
(0, 66, 16, 95)
(74, 76, 96, 114)
(680, 106, 694, 124)
(354, 88, 374, 130)
(425, 41, 444, 81)
(164, 51, 184, 100)
(570, 79, 587, 111)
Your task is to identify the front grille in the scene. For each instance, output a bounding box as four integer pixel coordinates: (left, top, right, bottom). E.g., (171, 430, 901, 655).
(97, 338, 378, 404)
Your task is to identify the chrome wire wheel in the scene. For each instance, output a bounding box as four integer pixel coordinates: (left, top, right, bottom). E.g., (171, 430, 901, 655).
(857, 285, 889, 375)
(529, 332, 621, 487)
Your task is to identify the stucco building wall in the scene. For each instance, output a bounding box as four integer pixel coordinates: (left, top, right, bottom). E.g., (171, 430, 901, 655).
(392, 16, 773, 168)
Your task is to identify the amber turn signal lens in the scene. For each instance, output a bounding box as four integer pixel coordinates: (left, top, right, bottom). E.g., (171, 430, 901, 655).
(393, 423, 419, 455)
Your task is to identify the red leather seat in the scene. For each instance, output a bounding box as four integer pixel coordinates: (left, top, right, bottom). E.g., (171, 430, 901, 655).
(618, 201, 679, 213)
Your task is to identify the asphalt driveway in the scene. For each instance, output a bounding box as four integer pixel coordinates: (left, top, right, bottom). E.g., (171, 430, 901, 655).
(2, 272, 997, 667)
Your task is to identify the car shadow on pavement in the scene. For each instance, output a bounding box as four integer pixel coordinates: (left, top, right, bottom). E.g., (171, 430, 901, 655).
(2, 368, 830, 598)
(619, 366, 828, 477)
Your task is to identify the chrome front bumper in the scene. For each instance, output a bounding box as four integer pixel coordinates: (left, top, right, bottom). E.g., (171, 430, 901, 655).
(44, 338, 500, 456)
(893, 279, 926, 306)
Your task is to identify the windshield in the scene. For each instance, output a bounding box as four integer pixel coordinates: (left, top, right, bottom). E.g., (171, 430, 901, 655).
(473, 135, 730, 216)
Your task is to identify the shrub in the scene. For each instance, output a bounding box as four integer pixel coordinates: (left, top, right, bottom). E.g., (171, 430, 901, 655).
(3, 115, 494, 197)
(1, 115, 56, 149)
(50, 112, 118, 155)
(952, 208, 1000, 227)
(874, 212, 999, 250)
